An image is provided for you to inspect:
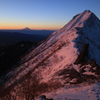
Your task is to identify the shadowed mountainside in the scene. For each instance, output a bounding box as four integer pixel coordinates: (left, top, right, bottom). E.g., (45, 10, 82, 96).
(0, 31, 51, 44)
(0, 41, 39, 78)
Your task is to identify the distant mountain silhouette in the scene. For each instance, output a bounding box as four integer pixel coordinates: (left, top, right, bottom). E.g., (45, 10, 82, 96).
(22, 27, 31, 31)
(0, 29, 55, 36)
(0, 31, 50, 45)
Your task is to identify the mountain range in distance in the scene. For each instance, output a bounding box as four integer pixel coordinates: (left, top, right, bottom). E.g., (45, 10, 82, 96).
(0, 28, 55, 46)
(0, 27, 55, 35)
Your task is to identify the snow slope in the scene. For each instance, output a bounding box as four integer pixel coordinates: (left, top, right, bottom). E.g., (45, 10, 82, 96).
(2, 10, 100, 99)
(36, 83, 100, 100)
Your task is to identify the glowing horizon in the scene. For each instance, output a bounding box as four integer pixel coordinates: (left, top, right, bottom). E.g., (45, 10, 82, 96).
(0, 0, 100, 31)
(0, 18, 66, 30)
(0, 25, 62, 30)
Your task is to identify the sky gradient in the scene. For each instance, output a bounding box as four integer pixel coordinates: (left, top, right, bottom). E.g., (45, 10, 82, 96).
(0, 0, 100, 30)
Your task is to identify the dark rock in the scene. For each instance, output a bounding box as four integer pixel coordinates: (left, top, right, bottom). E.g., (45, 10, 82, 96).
(74, 44, 89, 64)
(40, 95, 46, 99)
(57, 67, 84, 84)
(40, 95, 54, 100)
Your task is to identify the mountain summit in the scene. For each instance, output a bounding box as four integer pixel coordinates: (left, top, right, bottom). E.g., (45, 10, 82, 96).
(59, 10, 100, 32)
(1, 10, 100, 99)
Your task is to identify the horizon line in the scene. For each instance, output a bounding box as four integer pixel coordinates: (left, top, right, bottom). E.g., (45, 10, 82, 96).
(0, 28, 57, 31)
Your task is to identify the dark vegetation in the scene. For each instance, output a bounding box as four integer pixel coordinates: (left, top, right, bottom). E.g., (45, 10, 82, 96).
(0, 30, 52, 77)
(0, 75, 62, 100)
(0, 41, 38, 77)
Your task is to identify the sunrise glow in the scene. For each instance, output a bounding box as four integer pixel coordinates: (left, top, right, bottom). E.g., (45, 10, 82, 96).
(0, 0, 100, 30)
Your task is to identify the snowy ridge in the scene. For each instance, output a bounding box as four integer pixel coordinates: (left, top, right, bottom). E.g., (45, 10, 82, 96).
(3, 10, 100, 99)
(58, 10, 93, 33)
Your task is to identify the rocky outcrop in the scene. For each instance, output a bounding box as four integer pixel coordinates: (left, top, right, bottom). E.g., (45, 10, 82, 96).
(74, 44, 89, 64)
(39, 95, 54, 100)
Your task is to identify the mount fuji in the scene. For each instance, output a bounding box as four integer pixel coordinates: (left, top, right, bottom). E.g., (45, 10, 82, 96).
(1, 10, 100, 100)
(22, 27, 32, 31)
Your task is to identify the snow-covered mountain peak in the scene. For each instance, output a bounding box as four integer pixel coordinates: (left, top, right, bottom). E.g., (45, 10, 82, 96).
(83, 10, 91, 13)
(1, 10, 100, 100)
(5, 10, 100, 82)
(59, 10, 99, 33)
(5, 10, 100, 84)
